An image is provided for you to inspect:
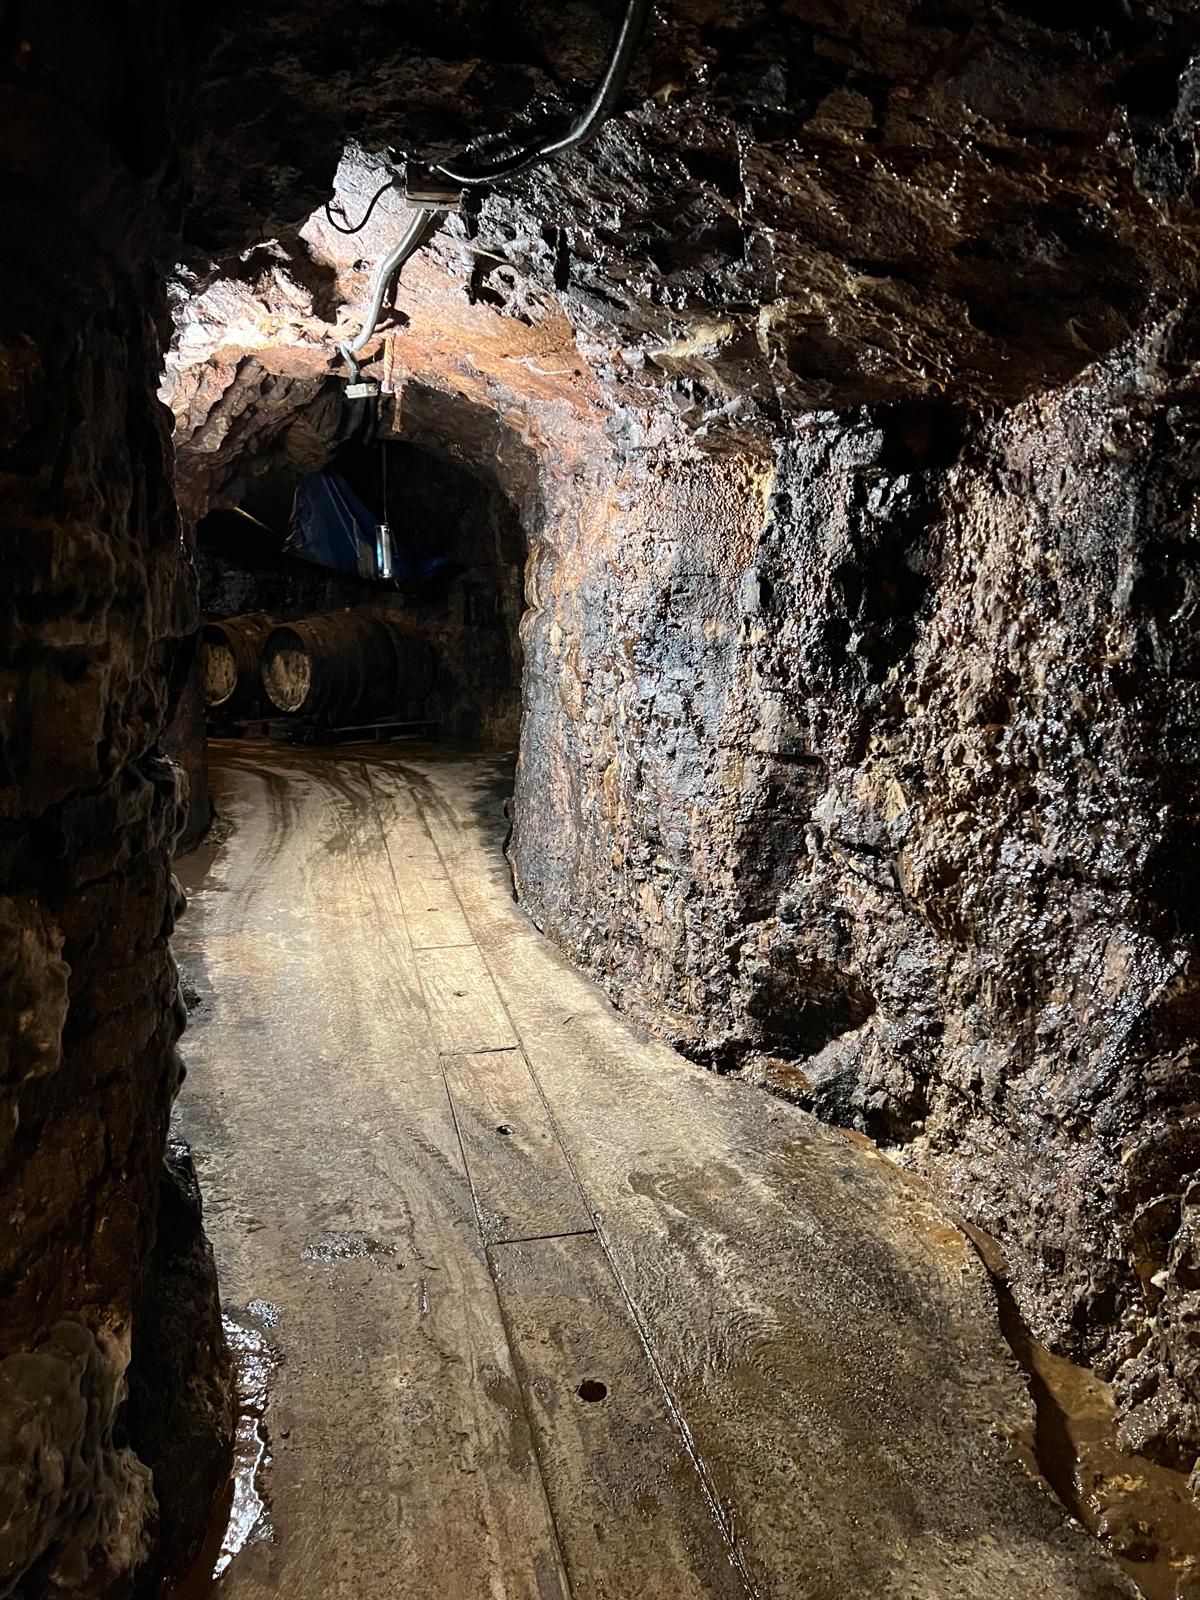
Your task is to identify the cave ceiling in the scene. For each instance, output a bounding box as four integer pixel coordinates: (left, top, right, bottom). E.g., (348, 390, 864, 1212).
(167, 0, 1200, 508)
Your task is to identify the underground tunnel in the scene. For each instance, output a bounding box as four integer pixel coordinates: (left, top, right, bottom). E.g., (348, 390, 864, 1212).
(3, 0, 1200, 1596)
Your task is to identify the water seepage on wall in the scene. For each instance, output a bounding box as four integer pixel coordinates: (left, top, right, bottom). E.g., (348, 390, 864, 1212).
(510, 312, 1200, 1475)
(0, 6, 232, 1594)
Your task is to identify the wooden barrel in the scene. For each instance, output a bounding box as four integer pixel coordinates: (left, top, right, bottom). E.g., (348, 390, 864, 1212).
(259, 612, 436, 722)
(201, 612, 276, 710)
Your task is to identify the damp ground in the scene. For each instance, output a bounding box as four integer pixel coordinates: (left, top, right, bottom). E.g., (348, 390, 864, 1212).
(167, 742, 1171, 1599)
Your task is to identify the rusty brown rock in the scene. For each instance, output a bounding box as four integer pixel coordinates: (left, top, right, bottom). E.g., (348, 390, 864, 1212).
(6, 2, 1200, 1589)
(158, 0, 1200, 1491)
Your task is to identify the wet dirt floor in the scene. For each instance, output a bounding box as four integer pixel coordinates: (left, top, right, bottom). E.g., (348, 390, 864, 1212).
(171, 741, 1156, 1599)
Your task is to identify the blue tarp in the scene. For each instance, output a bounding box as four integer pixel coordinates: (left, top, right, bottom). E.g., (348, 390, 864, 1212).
(286, 469, 447, 582)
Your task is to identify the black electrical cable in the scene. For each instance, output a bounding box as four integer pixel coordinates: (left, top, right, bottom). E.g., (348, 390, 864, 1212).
(336, 0, 651, 381)
(324, 177, 395, 235)
(434, 0, 651, 186)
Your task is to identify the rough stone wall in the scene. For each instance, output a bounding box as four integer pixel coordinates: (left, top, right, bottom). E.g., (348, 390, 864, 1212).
(186, 0, 1200, 414)
(11, 0, 1195, 1585)
(0, 7, 231, 1594)
(160, 0, 1200, 1500)
(162, 226, 1200, 1491)
(511, 313, 1200, 1472)
(163, 641, 213, 853)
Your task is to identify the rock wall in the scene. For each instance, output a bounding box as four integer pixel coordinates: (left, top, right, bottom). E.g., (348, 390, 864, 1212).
(163, 229, 1200, 1498)
(163, 641, 213, 853)
(0, 6, 231, 1594)
(511, 313, 1200, 1472)
(160, 0, 1200, 1511)
(7, 0, 1195, 1586)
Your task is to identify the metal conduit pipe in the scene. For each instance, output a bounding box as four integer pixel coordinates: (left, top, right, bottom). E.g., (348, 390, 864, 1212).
(434, 0, 652, 186)
(337, 205, 443, 384)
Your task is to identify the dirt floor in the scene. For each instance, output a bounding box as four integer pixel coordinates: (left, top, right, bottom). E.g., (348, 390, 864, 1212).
(171, 741, 1138, 1599)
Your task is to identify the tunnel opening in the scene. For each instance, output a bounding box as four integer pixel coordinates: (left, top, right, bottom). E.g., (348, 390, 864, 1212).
(190, 429, 526, 749)
(6, 3, 1200, 1598)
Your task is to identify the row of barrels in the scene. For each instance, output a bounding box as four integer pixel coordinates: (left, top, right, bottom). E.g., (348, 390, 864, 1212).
(202, 610, 435, 723)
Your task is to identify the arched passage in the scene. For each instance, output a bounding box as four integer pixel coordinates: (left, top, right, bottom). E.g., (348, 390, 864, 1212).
(5, 4, 1200, 1595)
(192, 431, 527, 747)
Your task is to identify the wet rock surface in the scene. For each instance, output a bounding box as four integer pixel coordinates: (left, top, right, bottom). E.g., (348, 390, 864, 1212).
(0, 1323, 155, 1596)
(157, 0, 1200, 1505)
(0, 5, 230, 1593)
(4, 0, 1200, 1588)
(512, 316, 1200, 1476)
(126, 1140, 234, 1593)
(186, 0, 1200, 415)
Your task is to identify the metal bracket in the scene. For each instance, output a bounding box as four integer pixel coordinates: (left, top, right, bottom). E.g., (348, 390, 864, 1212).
(403, 162, 465, 210)
(345, 379, 380, 399)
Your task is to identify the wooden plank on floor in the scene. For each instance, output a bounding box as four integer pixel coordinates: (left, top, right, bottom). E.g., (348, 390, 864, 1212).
(362, 759, 473, 946)
(397, 866, 474, 950)
(175, 746, 570, 1600)
(416, 944, 517, 1055)
(444, 1050, 593, 1244)
(178, 759, 440, 1069)
(491, 1232, 748, 1600)
(403, 754, 1135, 1600)
(181, 1042, 572, 1600)
(380, 816, 447, 877)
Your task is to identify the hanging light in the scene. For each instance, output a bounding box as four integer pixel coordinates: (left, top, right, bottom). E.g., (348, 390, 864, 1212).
(375, 522, 394, 581)
(375, 428, 394, 581)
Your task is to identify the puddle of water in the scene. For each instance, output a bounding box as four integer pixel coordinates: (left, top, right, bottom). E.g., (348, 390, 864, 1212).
(1011, 1316, 1200, 1600)
(968, 1226, 1200, 1600)
(214, 1316, 276, 1579)
(300, 1230, 398, 1266)
(245, 1297, 283, 1328)
(175, 814, 235, 896)
(164, 1309, 278, 1599)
